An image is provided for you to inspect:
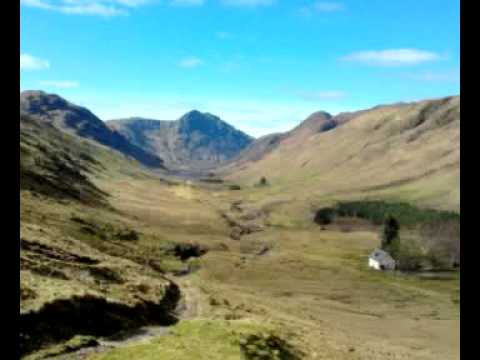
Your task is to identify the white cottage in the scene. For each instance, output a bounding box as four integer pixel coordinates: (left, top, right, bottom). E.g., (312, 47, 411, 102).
(368, 249, 396, 270)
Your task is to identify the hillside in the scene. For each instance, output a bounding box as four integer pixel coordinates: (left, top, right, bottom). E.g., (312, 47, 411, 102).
(20, 111, 185, 356)
(224, 96, 460, 212)
(224, 108, 366, 170)
(20, 91, 164, 168)
(20, 113, 109, 206)
(106, 111, 253, 171)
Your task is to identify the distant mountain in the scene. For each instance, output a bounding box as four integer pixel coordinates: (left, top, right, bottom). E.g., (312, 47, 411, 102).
(224, 109, 361, 169)
(224, 95, 460, 211)
(20, 91, 164, 168)
(107, 111, 254, 170)
(286, 111, 336, 139)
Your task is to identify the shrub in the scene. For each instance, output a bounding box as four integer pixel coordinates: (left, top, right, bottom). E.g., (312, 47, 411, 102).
(394, 239, 425, 271)
(381, 215, 399, 248)
(256, 177, 269, 187)
(200, 178, 224, 183)
(419, 218, 460, 269)
(239, 333, 301, 360)
(314, 208, 336, 225)
(171, 243, 208, 261)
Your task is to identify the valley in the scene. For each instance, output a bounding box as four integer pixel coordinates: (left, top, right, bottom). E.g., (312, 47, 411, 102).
(19, 93, 460, 360)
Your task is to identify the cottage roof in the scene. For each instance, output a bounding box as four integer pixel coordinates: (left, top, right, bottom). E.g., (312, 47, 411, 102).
(369, 249, 394, 263)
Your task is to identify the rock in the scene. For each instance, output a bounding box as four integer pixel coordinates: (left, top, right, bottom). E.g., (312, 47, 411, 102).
(230, 227, 243, 240)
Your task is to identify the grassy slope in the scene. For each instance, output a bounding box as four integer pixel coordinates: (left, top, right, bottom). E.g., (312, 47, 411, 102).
(20, 115, 184, 357)
(224, 96, 459, 212)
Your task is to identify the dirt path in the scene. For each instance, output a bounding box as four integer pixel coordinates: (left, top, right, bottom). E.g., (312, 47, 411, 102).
(50, 276, 205, 359)
(172, 277, 203, 319)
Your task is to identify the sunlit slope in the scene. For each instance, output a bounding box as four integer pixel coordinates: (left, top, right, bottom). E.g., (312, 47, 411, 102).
(225, 96, 459, 211)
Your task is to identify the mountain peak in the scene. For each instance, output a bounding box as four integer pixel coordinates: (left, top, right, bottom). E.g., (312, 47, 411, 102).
(182, 109, 204, 117)
(179, 110, 221, 124)
(21, 90, 72, 112)
(288, 110, 335, 138)
(108, 111, 253, 171)
(305, 111, 333, 121)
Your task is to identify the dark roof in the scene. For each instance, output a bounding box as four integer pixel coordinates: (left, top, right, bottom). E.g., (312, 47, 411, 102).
(369, 249, 395, 263)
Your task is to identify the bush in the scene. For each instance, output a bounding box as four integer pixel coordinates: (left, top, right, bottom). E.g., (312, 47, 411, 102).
(171, 243, 208, 261)
(314, 208, 336, 225)
(394, 238, 425, 271)
(420, 218, 460, 269)
(239, 333, 301, 360)
(381, 216, 399, 248)
(256, 177, 269, 187)
(229, 184, 242, 190)
(381, 236, 424, 271)
(200, 178, 224, 183)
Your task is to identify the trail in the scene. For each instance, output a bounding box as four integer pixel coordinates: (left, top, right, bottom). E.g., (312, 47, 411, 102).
(52, 276, 204, 359)
(172, 277, 203, 320)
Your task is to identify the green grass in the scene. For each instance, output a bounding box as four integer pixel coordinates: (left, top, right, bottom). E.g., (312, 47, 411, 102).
(89, 320, 300, 360)
(23, 335, 98, 360)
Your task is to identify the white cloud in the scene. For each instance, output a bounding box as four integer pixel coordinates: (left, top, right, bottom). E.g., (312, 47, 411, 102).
(115, 0, 150, 6)
(220, 0, 275, 7)
(169, 0, 204, 6)
(20, 53, 50, 70)
(341, 49, 441, 66)
(39, 80, 80, 88)
(59, 3, 126, 16)
(178, 57, 204, 68)
(20, 0, 151, 16)
(300, 1, 344, 16)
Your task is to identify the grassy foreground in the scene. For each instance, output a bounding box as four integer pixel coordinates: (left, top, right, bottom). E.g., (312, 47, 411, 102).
(90, 319, 302, 360)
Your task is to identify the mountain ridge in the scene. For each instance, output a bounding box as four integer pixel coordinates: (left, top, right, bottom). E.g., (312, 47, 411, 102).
(20, 91, 165, 168)
(224, 95, 460, 211)
(107, 111, 254, 171)
(223, 95, 459, 172)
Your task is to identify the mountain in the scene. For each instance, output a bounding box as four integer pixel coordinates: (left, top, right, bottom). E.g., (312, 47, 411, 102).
(20, 113, 110, 206)
(287, 111, 336, 139)
(227, 133, 286, 168)
(20, 91, 164, 168)
(224, 95, 460, 211)
(222, 109, 363, 170)
(106, 111, 254, 171)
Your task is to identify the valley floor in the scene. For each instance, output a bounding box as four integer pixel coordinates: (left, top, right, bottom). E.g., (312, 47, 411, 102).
(20, 174, 459, 360)
(95, 177, 459, 360)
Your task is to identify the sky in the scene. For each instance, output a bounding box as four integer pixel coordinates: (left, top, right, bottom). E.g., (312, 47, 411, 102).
(20, 0, 460, 137)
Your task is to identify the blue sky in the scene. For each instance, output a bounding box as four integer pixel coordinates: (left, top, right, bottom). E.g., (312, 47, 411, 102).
(20, 0, 460, 137)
